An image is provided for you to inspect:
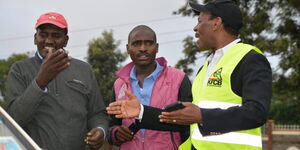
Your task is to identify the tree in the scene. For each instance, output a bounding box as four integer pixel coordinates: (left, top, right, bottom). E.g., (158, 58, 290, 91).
(174, 0, 300, 124)
(175, 36, 203, 76)
(0, 53, 29, 106)
(86, 30, 127, 106)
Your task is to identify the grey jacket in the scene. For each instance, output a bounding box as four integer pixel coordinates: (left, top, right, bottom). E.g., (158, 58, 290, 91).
(6, 54, 109, 150)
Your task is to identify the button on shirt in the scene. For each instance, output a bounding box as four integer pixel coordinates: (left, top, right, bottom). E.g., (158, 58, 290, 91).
(203, 39, 241, 87)
(130, 61, 163, 136)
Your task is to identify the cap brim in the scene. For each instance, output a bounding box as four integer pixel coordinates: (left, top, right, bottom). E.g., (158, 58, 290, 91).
(35, 21, 67, 29)
(189, 2, 208, 15)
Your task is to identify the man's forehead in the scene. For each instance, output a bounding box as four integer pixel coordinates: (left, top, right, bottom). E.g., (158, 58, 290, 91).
(131, 29, 153, 36)
(198, 12, 212, 20)
(130, 30, 154, 41)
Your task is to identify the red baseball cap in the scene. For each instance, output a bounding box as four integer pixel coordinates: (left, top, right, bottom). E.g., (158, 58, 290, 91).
(35, 12, 68, 30)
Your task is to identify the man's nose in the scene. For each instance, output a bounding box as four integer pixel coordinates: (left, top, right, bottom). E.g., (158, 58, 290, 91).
(193, 25, 197, 32)
(139, 43, 147, 52)
(45, 36, 54, 44)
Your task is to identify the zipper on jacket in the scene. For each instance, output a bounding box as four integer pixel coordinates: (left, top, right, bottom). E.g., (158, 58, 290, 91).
(54, 78, 58, 96)
(170, 132, 178, 150)
(142, 137, 144, 150)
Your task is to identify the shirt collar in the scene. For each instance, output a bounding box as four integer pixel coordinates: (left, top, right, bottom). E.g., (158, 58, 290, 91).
(219, 38, 241, 54)
(36, 50, 44, 61)
(207, 38, 241, 62)
(130, 61, 163, 80)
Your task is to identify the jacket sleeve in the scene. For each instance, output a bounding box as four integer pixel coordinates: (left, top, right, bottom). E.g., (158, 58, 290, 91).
(86, 66, 110, 134)
(6, 62, 46, 127)
(178, 75, 193, 103)
(139, 75, 193, 131)
(200, 51, 272, 135)
(107, 87, 123, 145)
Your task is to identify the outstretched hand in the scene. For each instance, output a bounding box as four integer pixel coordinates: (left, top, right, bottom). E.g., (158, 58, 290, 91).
(106, 90, 141, 118)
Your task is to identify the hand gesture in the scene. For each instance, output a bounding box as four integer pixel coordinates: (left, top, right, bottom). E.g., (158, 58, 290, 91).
(106, 90, 141, 118)
(36, 48, 72, 89)
(84, 128, 104, 150)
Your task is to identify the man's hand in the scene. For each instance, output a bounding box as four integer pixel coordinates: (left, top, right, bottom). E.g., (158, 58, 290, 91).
(106, 90, 141, 118)
(115, 125, 134, 143)
(159, 102, 202, 125)
(84, 128, 104, 150)
(36, 48, 72, 90)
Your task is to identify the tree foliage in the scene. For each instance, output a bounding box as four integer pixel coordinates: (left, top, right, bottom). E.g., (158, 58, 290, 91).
(0, 54, 29, 106)
(174, 0, 300, 124)
(86, 30, 127, 106)
(175, 36, 200, 76)
(269, 100, 300, 124)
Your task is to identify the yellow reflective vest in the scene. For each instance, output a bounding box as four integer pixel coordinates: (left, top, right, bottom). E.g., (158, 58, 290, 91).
(180, 43, 263, 150)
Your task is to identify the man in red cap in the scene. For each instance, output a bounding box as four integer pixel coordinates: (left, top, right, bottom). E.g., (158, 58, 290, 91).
(6, 12, 109, 150)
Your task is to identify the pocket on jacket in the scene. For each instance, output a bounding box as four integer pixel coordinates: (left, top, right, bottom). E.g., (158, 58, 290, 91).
(66, 79, 89, 95)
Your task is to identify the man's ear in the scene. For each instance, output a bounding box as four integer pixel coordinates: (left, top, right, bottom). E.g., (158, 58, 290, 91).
(63, 35, 69, 47)
(126, 44, 130, 54)
(213, 17, 222, 31)
(155, 43, 159, 53)
(34, 33, 37, 45)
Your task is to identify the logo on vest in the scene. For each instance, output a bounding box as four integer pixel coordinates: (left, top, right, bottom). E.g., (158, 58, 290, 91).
(207, 68, 222, 87)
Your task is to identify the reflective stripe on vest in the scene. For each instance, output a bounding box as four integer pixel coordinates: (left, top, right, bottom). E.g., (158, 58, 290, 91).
(181, 43, 263, 150)
(197, 100, 241, 109)
(192, 127, 262, 147)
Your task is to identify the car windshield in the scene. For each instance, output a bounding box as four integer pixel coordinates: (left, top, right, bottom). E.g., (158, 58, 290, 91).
(0, 107, 41, 150)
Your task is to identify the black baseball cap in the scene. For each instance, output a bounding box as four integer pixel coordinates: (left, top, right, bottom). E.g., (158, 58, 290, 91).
(189, 0, 243, 31)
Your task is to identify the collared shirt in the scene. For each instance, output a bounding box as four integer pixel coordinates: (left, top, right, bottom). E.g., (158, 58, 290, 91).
(130, 61, 163, 135)
(203, 39, 241, 87)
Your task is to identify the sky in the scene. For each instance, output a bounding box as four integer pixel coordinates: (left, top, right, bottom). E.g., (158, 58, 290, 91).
(0, 0, 278, 79)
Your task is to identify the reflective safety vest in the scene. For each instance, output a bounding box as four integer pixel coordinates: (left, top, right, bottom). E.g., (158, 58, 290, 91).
(179, 43, 263, 150)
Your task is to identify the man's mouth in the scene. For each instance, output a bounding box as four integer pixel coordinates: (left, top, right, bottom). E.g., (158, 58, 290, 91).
(139, 55, 148, 59)
(137, 54, 150, 60)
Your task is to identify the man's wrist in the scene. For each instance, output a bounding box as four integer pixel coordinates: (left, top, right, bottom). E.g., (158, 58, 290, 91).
(34, 79, 48, 93)
(97, 127, 106, 140)
(136, 104, 144, 121)
(35, 78, 47, 91)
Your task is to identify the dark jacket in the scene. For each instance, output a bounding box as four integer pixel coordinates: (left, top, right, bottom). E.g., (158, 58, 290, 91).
(6, 54, 109, 150)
